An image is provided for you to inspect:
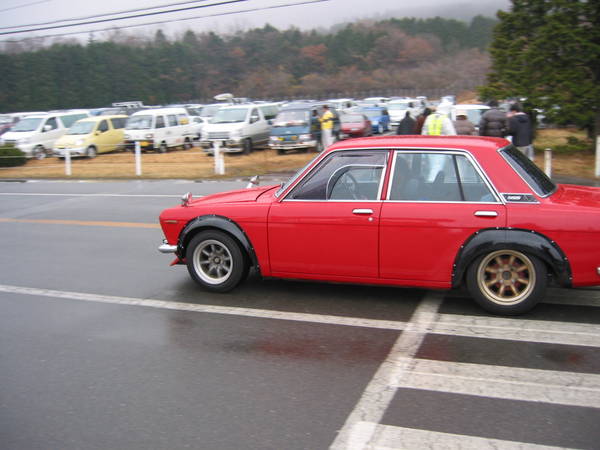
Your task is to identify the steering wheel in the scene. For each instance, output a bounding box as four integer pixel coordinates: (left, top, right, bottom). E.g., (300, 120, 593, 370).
(341, 172, 361, 200)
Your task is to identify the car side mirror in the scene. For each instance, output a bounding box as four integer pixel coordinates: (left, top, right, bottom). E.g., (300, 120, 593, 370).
(43, 125, 52, 132)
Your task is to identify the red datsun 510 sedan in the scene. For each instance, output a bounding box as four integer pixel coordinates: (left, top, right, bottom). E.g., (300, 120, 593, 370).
(158, 136, 600, 315)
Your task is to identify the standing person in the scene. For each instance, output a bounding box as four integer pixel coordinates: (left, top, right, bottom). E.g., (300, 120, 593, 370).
(478, 99, 508, 137)
(421, 103, 456, 136)
(453, 110, 477, 135)
(414, 108, 431, 134)
(396, 111, 416, 135)
(319, 105, 335, 149)
(507, 103, 535, 160)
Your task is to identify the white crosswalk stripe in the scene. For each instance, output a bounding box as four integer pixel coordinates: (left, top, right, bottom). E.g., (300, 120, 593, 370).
(392, 358, 600, 408)
(351, 422, 566, 450)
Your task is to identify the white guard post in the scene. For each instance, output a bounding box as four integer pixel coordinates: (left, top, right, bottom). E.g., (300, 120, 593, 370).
(65, 149, 72, 176)
(544, 148, 552, 178)
(213, 141, 225, 175)
(135, 141, 142, 176)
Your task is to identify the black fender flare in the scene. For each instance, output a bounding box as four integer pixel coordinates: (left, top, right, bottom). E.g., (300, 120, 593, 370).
(452, 228, 572, 288)
(177, 215, 258, 268)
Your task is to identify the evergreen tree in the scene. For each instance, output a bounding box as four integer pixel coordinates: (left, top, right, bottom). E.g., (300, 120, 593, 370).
(481, 0, 600, 140)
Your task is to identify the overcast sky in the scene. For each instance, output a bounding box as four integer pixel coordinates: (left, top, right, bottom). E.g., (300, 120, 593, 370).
(0, 0, 511, 43)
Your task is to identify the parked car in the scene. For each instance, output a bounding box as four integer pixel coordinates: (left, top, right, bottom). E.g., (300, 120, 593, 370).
(200, 103, 280, 154)
(0, 112, 46, 136)
(269, 103, 339, 154)
(339, 112, 372, 139)
(53, 115, 128, 158)
(158, 135, 600, 316)
(387, 99, 423, 127)
(361, 107, 390, 134)
(0, 110, 90, 159)
(450, 104, 490, 130)
(124, 107, 195, 153)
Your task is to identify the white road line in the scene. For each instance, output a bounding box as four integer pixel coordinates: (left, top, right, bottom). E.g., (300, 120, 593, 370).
(0, 192, 184, 198)
(0, 284, 406, 331)
(330, 292, 444, 450)
(354, 422, 567, 450)
(392, 358, 600, 408)
(431, 314, 600, 347)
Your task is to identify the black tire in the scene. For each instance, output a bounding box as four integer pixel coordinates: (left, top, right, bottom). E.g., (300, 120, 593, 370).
(86, 146, 97, 158)
(185, 230, 248, 292)
(242, 138, 252, 155)
(158, 142, 168, 153)
(183, 138, 192, 150)
(277, 148, 285, 155)
(33, 145, 46, 160)
(466, 249, 547, 315)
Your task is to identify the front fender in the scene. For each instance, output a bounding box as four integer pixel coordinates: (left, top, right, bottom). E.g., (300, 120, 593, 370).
(452, 228, 572, 288)
(177, 215, 258, 268)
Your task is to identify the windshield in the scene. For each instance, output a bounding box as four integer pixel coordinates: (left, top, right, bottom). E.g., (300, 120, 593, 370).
(500, 145, 556, 197)
(273, 110, 309, 127)
(67, 121, 95, 135)
(126, 115, 153, 130)
(11, 117, 42, 132)
(341, 114, 364, 123)
(275, 153, 321, 197)
(211, 108, 248, 124)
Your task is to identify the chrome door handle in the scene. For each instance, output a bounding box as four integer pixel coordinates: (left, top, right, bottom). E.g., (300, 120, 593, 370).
(474, 211, 498, 217)
(353, 208, 373, 215)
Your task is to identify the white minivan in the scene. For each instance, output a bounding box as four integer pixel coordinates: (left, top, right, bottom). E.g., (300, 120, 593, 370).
(200, 103, 280, 154)
(123, 107, 195, 153)
(1, 110, 90, 159)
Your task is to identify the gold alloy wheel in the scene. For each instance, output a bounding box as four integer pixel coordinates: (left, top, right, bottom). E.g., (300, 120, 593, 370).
(476, 250, 536, 306)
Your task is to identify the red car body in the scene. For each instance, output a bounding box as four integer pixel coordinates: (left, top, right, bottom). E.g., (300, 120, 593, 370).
(340, 113, 372, 138)
(159, 136, 600, 315)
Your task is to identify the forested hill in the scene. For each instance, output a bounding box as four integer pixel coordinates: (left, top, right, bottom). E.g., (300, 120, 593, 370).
(0, 15, 497, 112)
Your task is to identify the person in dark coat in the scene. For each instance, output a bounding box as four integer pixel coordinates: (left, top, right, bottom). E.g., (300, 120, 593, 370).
(478, 100, 508, 137)
(507, 103, 535, 160)
(414, 108, 431, 134)
(396, 111, 416, 135)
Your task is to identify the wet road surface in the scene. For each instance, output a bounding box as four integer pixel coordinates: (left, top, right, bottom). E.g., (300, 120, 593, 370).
(1, 179, 599, 449)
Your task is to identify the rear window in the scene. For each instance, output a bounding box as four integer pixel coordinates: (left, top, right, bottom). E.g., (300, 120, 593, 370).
(500, 145, 556, 197)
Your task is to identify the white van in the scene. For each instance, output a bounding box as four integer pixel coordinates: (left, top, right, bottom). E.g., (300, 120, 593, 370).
(1, 111, 90, 159)
(123, 107, 195, 153)
(199, 102, 280, 154)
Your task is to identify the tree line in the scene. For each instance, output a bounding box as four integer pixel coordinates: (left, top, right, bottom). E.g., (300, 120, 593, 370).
(0, 15, 497, 112)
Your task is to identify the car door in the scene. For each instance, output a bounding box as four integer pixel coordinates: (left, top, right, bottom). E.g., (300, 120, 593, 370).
(268, 150, 388, 278)
(94, 119, 112, 153)
(380, 150, 506, 285)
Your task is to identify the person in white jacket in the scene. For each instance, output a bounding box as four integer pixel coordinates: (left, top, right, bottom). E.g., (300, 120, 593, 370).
(421, 103, 456, 136)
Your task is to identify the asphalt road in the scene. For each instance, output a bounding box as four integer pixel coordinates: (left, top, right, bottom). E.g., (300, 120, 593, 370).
(1, 179, 600, 450)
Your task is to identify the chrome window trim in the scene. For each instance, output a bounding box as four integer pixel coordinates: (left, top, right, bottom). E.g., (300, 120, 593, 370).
(281, 148, 388, 202)
(386, 149, 504, 204)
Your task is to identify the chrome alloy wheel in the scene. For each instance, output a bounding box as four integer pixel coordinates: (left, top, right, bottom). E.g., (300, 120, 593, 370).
(192, 239, 233, 285)
(476, 250, 535, 305)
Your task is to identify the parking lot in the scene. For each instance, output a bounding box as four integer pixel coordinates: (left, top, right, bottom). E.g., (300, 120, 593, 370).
(1, 179, 600, 449)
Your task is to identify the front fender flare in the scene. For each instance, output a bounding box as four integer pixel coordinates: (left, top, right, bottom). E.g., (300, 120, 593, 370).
(177, 215, 258, 268)
(452, 228, 572, 288)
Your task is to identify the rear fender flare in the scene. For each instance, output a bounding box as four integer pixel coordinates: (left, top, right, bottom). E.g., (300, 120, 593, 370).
(452, 228, 572, 288)
(177, 215, 258, 268)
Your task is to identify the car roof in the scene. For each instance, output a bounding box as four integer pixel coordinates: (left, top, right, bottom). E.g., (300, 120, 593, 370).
(327, 135, 508, 153)
(78, 115, 128, 122)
